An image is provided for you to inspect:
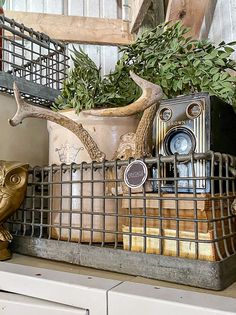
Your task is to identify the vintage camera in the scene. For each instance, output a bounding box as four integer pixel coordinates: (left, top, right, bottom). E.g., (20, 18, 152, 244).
(153, 93, 236, 193)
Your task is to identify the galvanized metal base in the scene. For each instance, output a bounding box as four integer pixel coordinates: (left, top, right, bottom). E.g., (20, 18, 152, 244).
(10, 236, 236, 291)
(0, 72, 60, 105)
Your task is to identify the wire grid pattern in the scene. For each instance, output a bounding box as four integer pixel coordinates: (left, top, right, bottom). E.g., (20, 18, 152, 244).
(4, 0, 121, 80)
(8, 152, 236, 262)
(0, 15, 69, 104)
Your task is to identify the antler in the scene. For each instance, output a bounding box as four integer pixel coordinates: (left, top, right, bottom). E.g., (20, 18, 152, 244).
(9, 83, 106, 162)
(83, 71, 163, 117)
(9, 72, 163, 162)
(134, 103, 158, 158)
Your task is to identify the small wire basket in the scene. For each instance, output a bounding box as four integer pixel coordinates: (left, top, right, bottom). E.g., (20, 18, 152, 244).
(0, 14, 69, 105)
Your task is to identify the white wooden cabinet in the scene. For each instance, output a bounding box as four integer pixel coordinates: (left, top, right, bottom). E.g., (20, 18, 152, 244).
(0, 261, 236, 315)
(0, 262, 121, 315)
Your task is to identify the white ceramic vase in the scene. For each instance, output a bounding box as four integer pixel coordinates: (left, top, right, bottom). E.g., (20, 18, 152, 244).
(47, 110, 139, 242)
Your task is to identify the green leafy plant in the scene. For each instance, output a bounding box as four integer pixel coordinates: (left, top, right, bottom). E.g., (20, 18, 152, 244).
(53, 48, 102, 113)
(53, 21, 236, 113)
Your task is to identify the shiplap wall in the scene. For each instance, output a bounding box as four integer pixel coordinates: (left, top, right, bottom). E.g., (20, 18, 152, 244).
(4, 0, 121, 76)
(208, 0, 236, 60)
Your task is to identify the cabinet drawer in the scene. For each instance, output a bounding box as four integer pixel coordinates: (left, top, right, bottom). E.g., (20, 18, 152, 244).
(0, 291, 88, 315)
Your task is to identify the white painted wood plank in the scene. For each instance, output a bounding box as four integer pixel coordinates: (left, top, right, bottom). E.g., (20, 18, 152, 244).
(208, 0, 236, 60)
(108, 282, 236, 315)
(208, 0, 222, 44)
(101, 0, 117, 18)
(101, 46, 119, 76)
(0, 292, 87, 315)
(67, 43, 80, 68)
(230, 0, 236, 60)
(27, 0, 44, 13)
(0, 262, 121, 315)
(220, 0, 232, 43)
(68, 44, 118, 76)
(68, 0, 84, 16)
(86, 45, 101, 68)
(11, 0, 27, 11)
(230, 0, 236, 36)
(86, 0, 100, 17)
(68, 44, 101, 71)
(44, 0, 63, 14)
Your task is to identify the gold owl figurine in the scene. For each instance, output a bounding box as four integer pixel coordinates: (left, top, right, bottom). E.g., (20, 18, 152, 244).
(0, 161, 29, 260)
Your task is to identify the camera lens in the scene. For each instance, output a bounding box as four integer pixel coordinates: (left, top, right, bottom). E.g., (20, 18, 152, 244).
(170, 133, 192, 154)
(164, 128, 195, 155)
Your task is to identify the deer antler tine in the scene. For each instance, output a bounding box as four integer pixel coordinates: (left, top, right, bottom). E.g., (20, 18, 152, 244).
(83, 72, 163, 117)
(9, 82, 29, 126)
(9, 83, 106, 162)
(129, 70, 152, 89)
(13, 82, 22, 109)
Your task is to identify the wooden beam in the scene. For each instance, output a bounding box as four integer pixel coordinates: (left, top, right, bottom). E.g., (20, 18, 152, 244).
(199, 0, 217, 39)
(5, 10, 133, 46)
(152, 0, 165, 25)
(130, 0, 152, 33)
(165, 0, 209, 38)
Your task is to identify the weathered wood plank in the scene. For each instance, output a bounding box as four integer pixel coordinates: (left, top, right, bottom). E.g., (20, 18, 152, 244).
(165, 0, 209, 38)
(130, 0, 152, 33)
(5, 10, 133, 45)
(199, 0, 217, 39)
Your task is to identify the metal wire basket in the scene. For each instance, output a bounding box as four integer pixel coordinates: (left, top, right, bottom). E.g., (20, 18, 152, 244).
(0, 14, 69, 105)
(8, 151, 236, 290)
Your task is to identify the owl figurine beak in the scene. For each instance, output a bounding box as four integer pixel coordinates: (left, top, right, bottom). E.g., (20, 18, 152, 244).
(0, 160, 29, 261)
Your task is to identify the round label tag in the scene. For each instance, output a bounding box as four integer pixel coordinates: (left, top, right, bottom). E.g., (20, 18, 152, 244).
(124, 160, 148, 189)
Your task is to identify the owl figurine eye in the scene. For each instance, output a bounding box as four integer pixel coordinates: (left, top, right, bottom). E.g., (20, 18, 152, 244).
(5, 167, 27, 189)
(9, 174, 21, 185)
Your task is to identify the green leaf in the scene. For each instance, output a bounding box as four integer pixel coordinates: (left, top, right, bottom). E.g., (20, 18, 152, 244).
(177, 80, 183, 89)
(227, 76, 236, 82)
(161, 79, 168, 88)
(201, 76, 210, 86)
(218, 41, 226, 46)
(210, 49, 218, 58)
(220, 52, 231, 59)
(215, 59, 225, 66)
(205, 60, 213, 67)
(193, 60, 200, 67)
(204, 54, 214, 60)
(227, 41, 236, 46)
(213, 73, 220, 82)
(225, 46, 235, 53)
(166, 73, 174, 79)
(210, 68, 219, 75)
(221, 81, 233, 89)
(220, 72, 229, 80)
(0, 0, 5, 7)
(173, 80, 178, 92)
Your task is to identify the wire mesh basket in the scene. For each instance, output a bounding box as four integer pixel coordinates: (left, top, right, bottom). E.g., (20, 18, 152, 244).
(8, 151, 236, 290)
(0, 14, 69, 105)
